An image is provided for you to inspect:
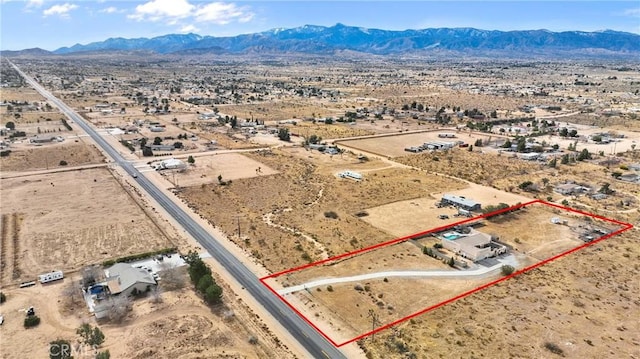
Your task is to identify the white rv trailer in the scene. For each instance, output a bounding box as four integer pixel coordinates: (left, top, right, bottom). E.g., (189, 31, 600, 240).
(38, 270, 64, 284)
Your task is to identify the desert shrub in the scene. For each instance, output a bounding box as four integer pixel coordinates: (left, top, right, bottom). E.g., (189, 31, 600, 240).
(24, 315, 41, 328)
(49, 339, 72, 359)
(248, 336, 259, 345)
(544, 342, 564, 356)
(76, 323, 105, 347)
(327, 285, 334, 292)
(501, 265, 515, 276)
(59, 160, 68, 166)
(0, 292, 5, 303)
(96, 351, 111, 359)
(0, 150, 10, 157)
(324, 211, 339, 219)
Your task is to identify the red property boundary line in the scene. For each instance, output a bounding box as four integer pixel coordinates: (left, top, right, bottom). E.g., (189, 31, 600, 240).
(259, 199, 633, 347)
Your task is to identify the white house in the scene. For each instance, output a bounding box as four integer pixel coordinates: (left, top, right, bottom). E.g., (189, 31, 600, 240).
(104, 263, 156, 297)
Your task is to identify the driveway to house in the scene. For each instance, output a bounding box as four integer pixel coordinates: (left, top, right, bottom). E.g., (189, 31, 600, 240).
(277, 254, 520, 295)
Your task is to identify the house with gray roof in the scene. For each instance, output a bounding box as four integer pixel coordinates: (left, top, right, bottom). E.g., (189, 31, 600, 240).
(441, 194, 481, 211)
(104, 263, 156, 297)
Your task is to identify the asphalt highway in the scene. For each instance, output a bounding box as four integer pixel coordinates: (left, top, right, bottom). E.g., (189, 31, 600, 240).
(10, 61, 346, 359)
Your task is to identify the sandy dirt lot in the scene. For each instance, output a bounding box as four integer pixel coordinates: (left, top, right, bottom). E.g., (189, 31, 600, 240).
(0, 275, 288, 359)
(361, 185, 532, 237)
(362, 230, 639, 359)
(178, 147, 470, 274)
(152, 152, 278, 188)
(0, 141, 104, 172)
(0, 168, 172, 285)
(269, 203, 628, 345)
(337, 130, 500, 157)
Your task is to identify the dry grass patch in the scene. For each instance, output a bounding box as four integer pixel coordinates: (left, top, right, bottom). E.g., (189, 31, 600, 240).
(0, 142, 104, 172)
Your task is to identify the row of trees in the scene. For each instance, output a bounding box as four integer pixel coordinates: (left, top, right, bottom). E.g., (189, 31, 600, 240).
(184, 251, 223, 305)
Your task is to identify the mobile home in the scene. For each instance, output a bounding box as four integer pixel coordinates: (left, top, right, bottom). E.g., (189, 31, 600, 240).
(38, 270, 64, 284)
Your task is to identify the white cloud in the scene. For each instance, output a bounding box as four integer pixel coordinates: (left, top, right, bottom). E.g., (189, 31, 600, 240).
(129, 0, 194, 22)
(180, 24, 199, 33)
(43, 3, 77, 17)
(194, 2, 252, 25)
(100, 6, 119, 14)
(26, 0, 44, 8)
(129, 1, 254, 26)
(622, 8, 640, 18)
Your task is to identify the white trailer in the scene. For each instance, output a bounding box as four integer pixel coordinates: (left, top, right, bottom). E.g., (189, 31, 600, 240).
(38, 270, 64, 284)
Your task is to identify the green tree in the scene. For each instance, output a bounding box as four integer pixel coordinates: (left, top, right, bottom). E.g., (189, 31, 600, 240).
(153, 137, 162, 145)
(561, 154, 569, 165)
(598, 183, 614, 194)
(548, 157, 557, 168)
(204, 284, 223, 305)
(474, 139, 483, 147)
(501, 265, 515, 276)
(183, 251, 211, 285)
(230, 116, 238, 129)
(24, 315, 41, 328)
(96, 351, 111, 359)
(5, 121, 15, 130)
(559, 127, 568, 137)
(577, 148, 591, 161)
(139, 138, 147, 149)
(187, 155, 195, 164)
(197, 274, 214, 294)
(142, 147, 153, 157)
(501, 139, 512, 148)
(447, 257, 455, 267)
(0, 291, 5, 303)
(278, 128, 291, 142)
(516, 139, 526, 153)
(490, 110, 497, 118)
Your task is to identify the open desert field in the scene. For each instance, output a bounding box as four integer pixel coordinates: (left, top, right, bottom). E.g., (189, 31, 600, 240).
(0, 141, 104, 172)
(152, 152, 278, 187)
(178, 147, 469, 273)
(266, 202, 629, 346)
(361, 230, 639, 359)
(0, 167, 172, 285)
(337, 130, 505, 158)
(361, 185, 532, 237)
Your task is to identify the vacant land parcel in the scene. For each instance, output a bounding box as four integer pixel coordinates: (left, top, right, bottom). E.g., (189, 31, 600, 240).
(0, 167, 172, 285)
(262, 201, 631, 346)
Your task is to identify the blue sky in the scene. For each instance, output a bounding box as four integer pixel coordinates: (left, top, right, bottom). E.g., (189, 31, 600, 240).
(1, 1, 639, 50)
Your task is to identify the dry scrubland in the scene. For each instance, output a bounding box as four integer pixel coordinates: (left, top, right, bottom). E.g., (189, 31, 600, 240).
(0, 168, 171, 285)
(361, 231, 639, 359)
(0, 142, 104, 172)
(2, 57, 638, 358)
(179, 148, 468, 273)
(397, 149, 546, 186)
(277, 204, 616, 341)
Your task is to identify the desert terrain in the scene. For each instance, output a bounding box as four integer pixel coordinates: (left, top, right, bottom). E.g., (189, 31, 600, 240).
(1, 55, 639, 359)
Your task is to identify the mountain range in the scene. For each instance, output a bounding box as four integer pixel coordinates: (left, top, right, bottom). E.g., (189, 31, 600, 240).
(5, 24, 640, 58)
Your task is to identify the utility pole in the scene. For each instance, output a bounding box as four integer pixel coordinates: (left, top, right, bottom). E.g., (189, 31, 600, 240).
(368, 309, 379, 342)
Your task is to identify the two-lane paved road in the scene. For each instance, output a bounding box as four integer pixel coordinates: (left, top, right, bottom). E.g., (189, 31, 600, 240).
(10, 61, 346, 359)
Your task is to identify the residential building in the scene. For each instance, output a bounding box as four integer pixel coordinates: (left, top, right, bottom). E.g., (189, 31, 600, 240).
(440, 230, 507, 261)
(104, 263, 156, 297)
(441, 194, 481, 211)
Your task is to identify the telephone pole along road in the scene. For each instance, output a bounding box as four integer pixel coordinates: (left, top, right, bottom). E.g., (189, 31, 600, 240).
(10, 61, 346, 359)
